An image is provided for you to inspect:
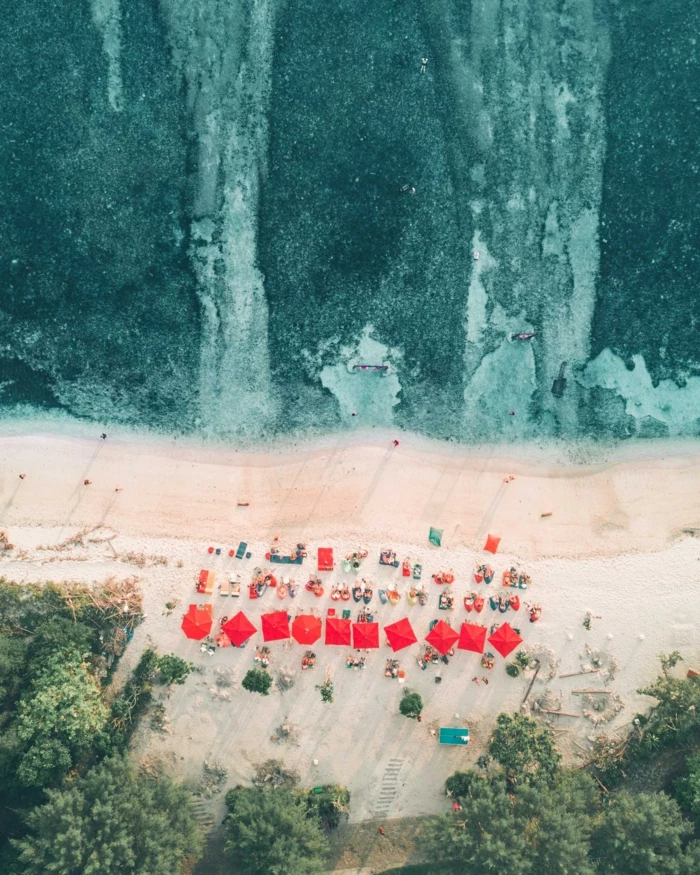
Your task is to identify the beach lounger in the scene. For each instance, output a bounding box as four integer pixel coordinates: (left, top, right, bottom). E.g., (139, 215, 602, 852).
(235, 541, 249, 559)
(197, 571, 215, 595)
(219, 577, 231, 596)
(268, 552, 304, 564)
(317, 547, 334, 571)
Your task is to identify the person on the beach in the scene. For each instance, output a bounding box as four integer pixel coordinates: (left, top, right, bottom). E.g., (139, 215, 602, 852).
(19, 473, 25, 479)
(420, 57, 428, 73)
(378, 826, 386, 836)
(472, 676, 480, 685)
(100, 433, 107, 440)
(84, 479, 92, 485)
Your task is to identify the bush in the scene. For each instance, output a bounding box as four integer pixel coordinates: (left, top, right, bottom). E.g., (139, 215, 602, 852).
(315, 679, 334, 703)
(155, 654, 194, 686)
(505, 663, 521, 678)
(242, 669, 272, 696)
(675, 753, 700, 816)
(399, 691, 423, 719)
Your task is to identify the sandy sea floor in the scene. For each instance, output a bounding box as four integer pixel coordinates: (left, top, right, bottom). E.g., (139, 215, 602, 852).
(1, 430, 699, 822)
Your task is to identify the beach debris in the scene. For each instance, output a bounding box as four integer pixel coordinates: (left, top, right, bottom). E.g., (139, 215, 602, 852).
(530, 687, 563, 715)
(213, 666, 237, 690)
(237, 500, 250, 506)
(581, 644, 618, 681)
(276, 667, 296, 691)
(0, 531, 14, 552)
(559, 668, 601, 679)
(521, 663, 542, 705)
(540, 709, 581, 718)
(271, 722, 300, 746)
(150, 702, 169, 733)
(119, 551, 169, 568)
(38, 524, 116, 552)
(522, 643, 559, 679)
(540, 511, 553, 518)
(253, 760, 299, 791)
(197, 761, 228, 798)
(582, 692, 624, 726)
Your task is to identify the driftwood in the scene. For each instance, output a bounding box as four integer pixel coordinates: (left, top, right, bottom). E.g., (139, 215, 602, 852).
(572, 689, 612, 695)
(559, 669, 601, 679)
(542, 711, 581, 718)
(521, 664, 541, 705)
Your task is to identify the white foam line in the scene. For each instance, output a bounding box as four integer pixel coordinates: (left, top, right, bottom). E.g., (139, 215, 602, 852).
(90, 0, 124, 112)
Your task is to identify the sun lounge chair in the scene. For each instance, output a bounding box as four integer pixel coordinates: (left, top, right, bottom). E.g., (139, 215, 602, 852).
(219, 578, 231, 596)
(235, 541, 248, 559)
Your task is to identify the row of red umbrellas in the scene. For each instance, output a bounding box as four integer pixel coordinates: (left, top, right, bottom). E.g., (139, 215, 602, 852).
(181, 608, 522, 657)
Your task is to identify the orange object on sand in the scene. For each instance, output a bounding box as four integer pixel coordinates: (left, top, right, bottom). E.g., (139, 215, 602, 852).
(484, 534, 501, 554)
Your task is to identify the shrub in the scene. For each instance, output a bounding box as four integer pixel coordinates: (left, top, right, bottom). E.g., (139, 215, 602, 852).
(242, 669, 272, 696)
(399, 691, 423, 719)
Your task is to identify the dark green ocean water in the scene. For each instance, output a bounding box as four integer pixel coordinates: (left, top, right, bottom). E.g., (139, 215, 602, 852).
(1, 0, 698, 443)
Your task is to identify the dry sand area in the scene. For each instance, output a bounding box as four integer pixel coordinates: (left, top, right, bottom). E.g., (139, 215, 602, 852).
(1, 431, 699, 823)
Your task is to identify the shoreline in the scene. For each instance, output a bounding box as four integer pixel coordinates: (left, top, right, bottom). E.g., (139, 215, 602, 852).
(1, 430, 698, 561)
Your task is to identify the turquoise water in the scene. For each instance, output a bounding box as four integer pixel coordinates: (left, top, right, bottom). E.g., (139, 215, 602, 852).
(1, 0, 699, 443)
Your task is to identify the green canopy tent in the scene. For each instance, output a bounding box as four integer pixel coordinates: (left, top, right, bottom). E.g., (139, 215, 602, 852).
(428, 527, 443, 547)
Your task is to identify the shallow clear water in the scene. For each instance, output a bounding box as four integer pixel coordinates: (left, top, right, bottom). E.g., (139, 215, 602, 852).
(1, 0, 698, 444)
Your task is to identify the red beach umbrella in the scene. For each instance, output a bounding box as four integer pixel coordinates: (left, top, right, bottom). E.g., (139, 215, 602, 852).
(292, 614, 322, 645)
(425, 620, 459, 655)
(261, 610, 290, 642)
(352, 621, 379, 649)
(181, 605, 212, 640)
(488, 622, 523, 658)
(384, 617, 417, 652)
(458, 622, 487, 654)
(221, 611, 256, 646)
(325, 617, 351, 646)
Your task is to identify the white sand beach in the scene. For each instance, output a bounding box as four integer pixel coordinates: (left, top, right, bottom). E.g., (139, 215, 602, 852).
(1, 431, 699, 822)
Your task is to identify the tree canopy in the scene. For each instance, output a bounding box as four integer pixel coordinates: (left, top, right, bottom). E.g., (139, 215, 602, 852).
(428, 770, 598, 875)
(15, 754, 202, 875)
(224, 786, 329, 875)
(486, 712, 561, 786)
(592, 790, 695, 875)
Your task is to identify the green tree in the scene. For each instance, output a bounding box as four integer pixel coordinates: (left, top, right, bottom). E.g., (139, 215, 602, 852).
(14, 652, 108, 786)
(424, 773, 532, 874)
(0, 636, 28, 708)
(399, 691, 423, 719)
(15, 754, 202, 874)
(242, 668, 272, 696)
(434, 770, 599, 875)
(486, 712, 561, 786)
(225, 787, 328, 875)
(675, 753, 700, 816)
(592, 790, 693, 875)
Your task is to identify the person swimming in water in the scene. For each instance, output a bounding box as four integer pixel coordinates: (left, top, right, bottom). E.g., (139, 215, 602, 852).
(512, 332, 536, 341)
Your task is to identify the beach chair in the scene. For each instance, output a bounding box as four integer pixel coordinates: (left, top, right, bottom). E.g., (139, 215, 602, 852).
(398, 670, 406, 684)
(197, 571, 215, 595)
(219, 577, 231, 596)
(317, 547, 334, 571)
(235, 541, 249, 559)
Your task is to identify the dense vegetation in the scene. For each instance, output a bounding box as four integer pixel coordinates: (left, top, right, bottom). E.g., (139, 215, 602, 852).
(0, 580, 197, 873)
(423, 661, 700, 875)
(223, 765, 349, 875)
